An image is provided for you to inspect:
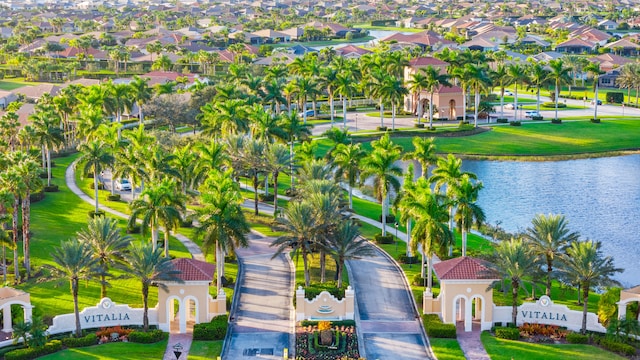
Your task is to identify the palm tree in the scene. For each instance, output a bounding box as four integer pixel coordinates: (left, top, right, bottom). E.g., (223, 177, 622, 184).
(454, 174, 485, 257)
(293, 77, 317, 124)
(490, 64, 513, 120)
(320, 67, 339, 126)
(0, 165, 23, 283)
(527, 62, 550, 114)
(547, 59, 572, 122)
(77, 217, 131, 298)
(377, 75, 408, 131)
(46, 239, 100, 337)
(422, 66, 451, 127)
(524, 214, 579, 296)
(241, 139, 266, 216)
(399, 177, 452, 293)
(332, 143, 366, 210)
(271, 201, 319, 287)
(506, 63, 529, 122)
(330, 220, 375, 289)
(129, 76, 152, 124)
(248, 105, 286, 143)
(492, 238, 538, 326)
(30, 108, 63, 187)
(124, 242, 182, 331)
(584, 63, 605, 121)
(361, 134, 403, 236)
(264, 143, 292, 217)
(78, 140, 113, 215)
(12, 152, 41, 278)
(129, 180, 183, 252)
(407, 70, 428, 124)
(195, 140, 229, 188)
(465, 64, 491, 127)
(279, 110, 312, 190)
(560, 240, 622, 334)
(197, 170, 249, 295)
(403, 137, 437, 178)
(334, 72, 355, 129)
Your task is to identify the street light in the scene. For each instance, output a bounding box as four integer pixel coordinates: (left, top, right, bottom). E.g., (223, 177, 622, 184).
(355, 113, 358, 132)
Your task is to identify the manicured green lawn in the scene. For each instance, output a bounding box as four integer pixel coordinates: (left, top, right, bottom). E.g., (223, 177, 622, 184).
(0, 81, 28, 91)
(38, 339, 168, 359)
(188, 340, 223, 359)
(429, 338, 466, 360)
(481, 331, 625, 360)
(14, 154, 190, 316)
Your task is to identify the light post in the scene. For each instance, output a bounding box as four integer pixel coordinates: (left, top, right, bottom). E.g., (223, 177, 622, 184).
(355, 113, 358, 132)
(395, 222, 399, 254)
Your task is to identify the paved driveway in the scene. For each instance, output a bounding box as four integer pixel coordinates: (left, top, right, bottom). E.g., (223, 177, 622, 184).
(222, 232, 294, 359)
(348, 246, 432, 360)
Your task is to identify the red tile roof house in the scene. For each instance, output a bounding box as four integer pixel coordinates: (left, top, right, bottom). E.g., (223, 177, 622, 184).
(555, 38, 597, 54)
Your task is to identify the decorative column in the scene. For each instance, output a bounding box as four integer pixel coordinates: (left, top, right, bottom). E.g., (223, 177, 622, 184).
(475, 298, 482, 320)
(296, 286, 306, 321)
(345, 286, 354, 320)
(464, 298, 473, 332)
(2, 305, 11, 332)
(618, 302, 627, 320)
(179, 299, 186, 334)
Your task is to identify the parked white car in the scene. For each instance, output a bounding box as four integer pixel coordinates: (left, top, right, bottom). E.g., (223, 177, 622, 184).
(504, 103, 515, 110)
(525, 111, 541, 118)
(115, 179, 131, 191)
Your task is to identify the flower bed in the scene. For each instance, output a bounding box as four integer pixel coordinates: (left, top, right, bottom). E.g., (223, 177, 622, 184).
(296, 321, 360, 359)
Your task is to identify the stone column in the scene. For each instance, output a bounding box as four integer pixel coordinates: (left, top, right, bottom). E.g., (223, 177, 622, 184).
(179, 299, 186, 334)
(2, 305, 11, 332)
(618, 303, 627, 320)
(296, 286, 306, 321)
(465, 298, 473, 332)
(474, 298, 482, 320)
(23, 306, 32, 324)
(345, 286, 354, 320)
(169, 300, 175, 322)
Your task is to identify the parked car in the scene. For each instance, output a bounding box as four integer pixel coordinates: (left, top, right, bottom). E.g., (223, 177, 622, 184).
(504, 90, 514, 96)
(304, 110, 316, 117)
(525, 111, 541, 118)
(115, 179, 131, 191)
(591, 99, 602, 105)
(504, 103, 515, 110)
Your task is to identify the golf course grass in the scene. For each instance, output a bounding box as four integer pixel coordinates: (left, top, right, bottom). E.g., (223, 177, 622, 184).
(37, 339, 168, 360)
(481, 331, 626, 360)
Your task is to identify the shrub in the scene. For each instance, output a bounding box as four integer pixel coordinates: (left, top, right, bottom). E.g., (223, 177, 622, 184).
(591, 118, 601, 123)
(259, 193, 274, 202)
(128, 330, 166, 343)
(599, 338, 636, 356)
(90, 182, 105, 190)
(542, 102, 566, 108)
(300, 320, 355, 327)
(193, 315, 228, 340)
(606, 92, 624, 104)
(412, 273, 426, 286)
(376, 126, 387, 131)
(107, 194, 121, 201)
(374, 234, 394, 244)
(509, 121, 521, 126)
(566, 332, 589, 344)
(414, 123, 425, 128)
(495, 326, 520, 340)
(422, 314, 442, 326)
(496, 118, 508, 123)
(398, 254, 418, 264)
(378, 214, 395, 223)
(426, 323, 457, 338)
(29, 191, 45, 203)
(551, 119, 562, 124)
(95, 326, 133, 338)
(303, 282, 345, 300)
(180, 219, 193, 228)
(44, 185, 59, 193)
(127, 224, 141, 234)
(5, 340, 62, 360)
(62, 334, 98, 348)
(531, 116, 544, 121)
(88, 210, 105, 218)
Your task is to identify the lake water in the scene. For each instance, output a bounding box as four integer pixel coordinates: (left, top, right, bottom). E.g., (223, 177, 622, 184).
(400, 154, 640, 286)
(459, 154, 640, 287)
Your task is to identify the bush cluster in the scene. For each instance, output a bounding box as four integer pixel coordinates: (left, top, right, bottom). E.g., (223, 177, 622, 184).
(44, 185, 59, 193)
(551, 119, 562, 124)
(495, 326, 520, 340)
(128, 330, 166, 343)
(107, 194, 121, 201)
(566, 332, 589, 344)
(606, 92, 624, 104)
(193, 315, 228, 340)
(303, 282, 345, 300)
(542, 102, 567, 108)
(591, 118, 601, 123)
(598, 338, 636, 356)
(509, 121, 521, 126)
(531, 116, 544, 121)
(300, 320, 356, 327)
(62, 333, 98, 348)
(398, 254, 418, 264)
(87, 210, 105, 218)
(374, 234, 394, 244)
(5, 340, 62, 360)
(29, 191, 45, 203)
(496, 118, 508, 123)
(422, 314, 456, 338)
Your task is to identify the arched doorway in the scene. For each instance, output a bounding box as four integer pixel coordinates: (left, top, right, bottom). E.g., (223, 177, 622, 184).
(449, 99, 456, 120)
(470, 295, 485, 331)
(618, 286, 640, 321)
(184, 297, 198, 333)
(167, 297, 183, 333)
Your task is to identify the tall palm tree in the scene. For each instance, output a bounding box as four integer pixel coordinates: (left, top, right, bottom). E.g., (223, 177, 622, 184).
(77, 217, 131, 298)
(490, 63, 513, 120)
(78, 140, 113, 215)
(248, 104, 286, 143)
(465, 64, 491, 127)
(30, 108, 63, 187)
(128, 180, 183, 252)
(129, 76, 152, 124)
(320, 67, 339, 126)
(584, 63, 605, 120)
(293, 77, 317, 124)
(403, 137, 437, 178)
(547, 59, 572, 122)
(378, 75, 408, 131)
(407, 70, 429, 124)
(400, 177, 452, 293)
(332, 143, 366, 210)
(241, 139, 266, 216)
(124, 242, 182, 331)
(506, 63, 529, 122)
(334, 72, 355, 129)
(197, 170, 249, 295)
(279, 110, 312, 190)
(524, 214, 579, 296)
(492, 238, 538, 326)
(560, 240, 622, 334)
(361, 134, 403, 236)
(422, 66, 451, 127)
(330, 220, 375, 289)
(527, 62, 550, 114)
(46, 239, 100, 337)
(271, 201, 319, 287)
(195, 140, 229, 188)
(0, 164, 23, 283)
(454, 174, 485, 257)
(12, 152, 41, 278)
(264, 143, 292, 217)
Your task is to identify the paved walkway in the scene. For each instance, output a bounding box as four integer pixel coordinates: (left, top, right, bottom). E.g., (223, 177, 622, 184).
(65, 160, 204, 261)
(456, 322, 490, 360)
(222, 232, 294, 359)
(163, 333, 193, 360)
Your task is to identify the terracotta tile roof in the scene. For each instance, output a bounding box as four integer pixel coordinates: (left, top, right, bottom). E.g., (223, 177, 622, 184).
(435, 84, 462, 94)
(171, 258, 215, 282)
(433, 256, 498, 280)
(624, 285, 640, 294)
(409, 57, 449, 67)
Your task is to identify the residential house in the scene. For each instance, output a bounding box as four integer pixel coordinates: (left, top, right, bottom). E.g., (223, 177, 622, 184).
(380, 31, 456, 51)
(598, 19, 618, 30)
(281, 27, 305, 41)
(531, 51, 563, 62)
(598, 69, 621, 88)
(459, 38, 499, 52)
(335, 44, 371, 58)
(589, 53, 633, 73)
(0, 90, 18, 110)
(13, 84, 61, 102)
(555, 38, 597, 54)
(604, 38, 640, 57)
(250, 29, 290, 44)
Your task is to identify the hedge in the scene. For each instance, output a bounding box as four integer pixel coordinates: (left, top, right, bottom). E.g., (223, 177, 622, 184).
(566, 332, 589, 344)
(88, 210, 105, 218)
(599, 338, 636, 356)
(107, 194, 121, 201)
(62, 333, 98, 348)
(542, 102, 567, 108)
(509, 121, 521, 126)
(374, 234, 394, 244)
(495, 326, 520, 340)
(193, 315, 228, 340)
(422, 314, 456, 339)
(5, 340, 63, 360)
(300, 320, 356, 327)
(606, 92, 624, 104)
(128, 330, 166, 343)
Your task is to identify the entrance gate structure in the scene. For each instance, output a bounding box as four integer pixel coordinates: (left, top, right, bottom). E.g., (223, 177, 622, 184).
(618, 285, 640, 320)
